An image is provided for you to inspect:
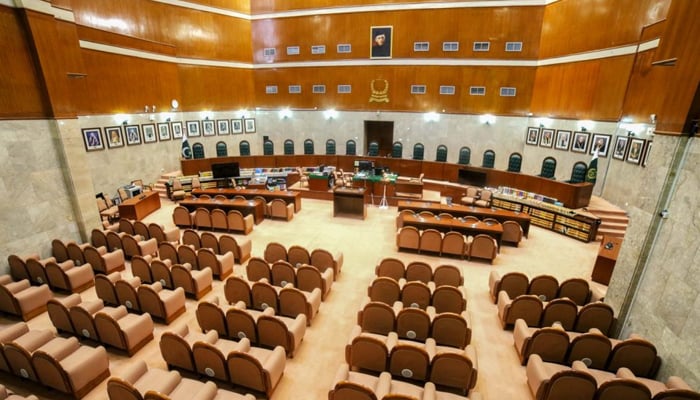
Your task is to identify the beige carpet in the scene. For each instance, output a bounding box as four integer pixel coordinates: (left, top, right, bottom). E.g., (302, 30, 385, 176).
(1, 197, 600, 400)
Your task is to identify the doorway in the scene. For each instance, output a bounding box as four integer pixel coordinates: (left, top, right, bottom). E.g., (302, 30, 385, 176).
(364, 120, 394, 157)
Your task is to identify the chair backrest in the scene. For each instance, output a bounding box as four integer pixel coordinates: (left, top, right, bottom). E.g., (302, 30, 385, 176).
(349, 334, 389, 373)
(177, 245, 198, 269)
(287, 245, 311, 267)
(401, 281, 432, 309)
(196, 299, 227, 336)
(431, 286, 466, 314)
(505, 295, 543, 327)
(226, 306, 258, 341)
(368, 277, 401, 305)
(482, 149, 495, 168)
(359, 301, 396, 335)
(607, 337, 660, 378)
(412, 143, 424, 160)
(200, 232, 220, 253)
(182, 229, 201, 249)
(397, 226, 420, 250)
(216, 141, 228, 157)
(494, 271, 529, 300)
(570, 161, 588, 183)
(395, 308, 431, 341)
(389, 344, 430, 381)
(263, 140, 274, 155)
(252, 281, 279, 311)
(133, 221, 150, 240)
(433, 264, 463, 287)
(346, 139, 356, 155)
(541, 298, 579, 331)
(224, 276, 252, 307)
(575, 302, 615, 335)
(507, 152, 522, 172)
(458, 146, 471, 165)
(376, 258, 405, 281)
(391, 141, 403, 158)
(271, 261, 296, 287)
(192, 142, 205, 159)
(435, 144, 448, 162)
(303, 139, 314, 155)
(432, 312, 470, 349)
(239, 140, 251, 156)
(540, 157, 557, 178)
(325, 139, 336, 155)
(283, 139, 294, 155)
(264, 242, 288, 263)
(567, 330, 612, 369)
(528, 275, 559, 301)
(405, 262, 432, 284)
(596, 378, 652, 400)
(329, 381, 378, 400)
(368, 141, 379, 156)
(557, 278, 590, 306)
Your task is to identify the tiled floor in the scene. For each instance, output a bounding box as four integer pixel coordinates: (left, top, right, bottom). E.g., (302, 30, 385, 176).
(1, 196, 601, 399)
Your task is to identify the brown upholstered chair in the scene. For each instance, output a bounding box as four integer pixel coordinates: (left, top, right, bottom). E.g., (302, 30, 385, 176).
(528, 275, 560, 302)
(252, 280, 281, 312)
(3, 327, 55, 381)
(441, 231, 468, 259)
(497, 292, 544, 329)
(268, 198, 294, 221)
(526, 354, 597, 400)
(310, 248, 343, 279)
(131, 255, 155, 284)
(401, 281, 433, 310)
(226, 300, 274, 343)
(25, 256, 55, 286)
(279, 286, 322, 326)
(0, 322, 35, 374)
(397, 226, 421, 252)
(194, 208, 212, 230)
(7, 254, 38, 282)
(106, 230, 128, 253)
(375, 258, 406, 281)
(389, 341, 431, 382)
(219, 234, 252, 264)
(227, 210, 254, 234)
(66, 241, 91, 266)
(607, 334, 661, 378)
(368, 277, 403, 306)
(328, 363, 393, 400)
(119, 219, 136, 235)
(122, 235, 158, 259)
(431, 285, 466, 314)
(271, 260, 296, 287)
(431, 311, 472, 349)
(474, 189, 492, 207)
(501, 220, 523, 246)
(115, 275, 142, 312)
(94, 305, 154, 355)
(196, 296, 231, 338)
(615, 369, 700, 400)
(429, 344, 479, 394)
(396, 307, 433, 342)
(160, 323, 218, 372)
(193, 331, 249, 381)
(467, 234, 497, 263)
(574, 302, 616, 336)
(97, 197, 120, 222)
(225, 338, 287, 397)
(596, 377, 652, 400)
(107, 359, 181, 400)
(254, 196, 271, 217)
(405, 261, 433, 284)
(170, 179, 186, 200)
(133, 221, 151, 240)
(200, 232, 220, 253)
(287, 245, 311, 267)
(419, 229, 443, 254)
(357, 299, 399, 336)
(177, 244, 198, 270)
(489, 271, 529, 303)
(513, 319, 570, 365)
(84, 245, 125, 274)
(137, 282, 186, 324)
(198, 248, 234, 279)
(224, 276, 253, 307)
(51, 239, 70, 263)
(257, 311, 307, 358)
(151, 258, 174, 289)
(541, 298, 579, 330)
(558, 278, 592, 306)
(0, 278, 52, 321)
(182, 229, 201, 249)
(210, 208, 228, 231)
(246, 257, 272, 282)
(68, 297, 105, 341)
(148, 223, 180, 244)
(90, 229, 110, 251)
(47, 293, 81, 335)
(566, 328, 612, 370)
(433, 264, 463, 287)
(296, 264, 334, 300)
(396, 209, 415, 228)
(264, 242, 288, 263)
(172, 262, 212, 299)
(460, 187, 479, 205)
(45, 259, 95, 293)
(345, 325, 396, 374)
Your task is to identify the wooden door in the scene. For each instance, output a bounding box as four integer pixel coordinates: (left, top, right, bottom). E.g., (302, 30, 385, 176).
(364, 121, 394, 156)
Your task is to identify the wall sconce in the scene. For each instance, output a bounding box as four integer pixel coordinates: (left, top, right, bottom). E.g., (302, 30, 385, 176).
(279, 108, 293, 119)
(424, 112, 440, 122)
(323, 109, 338, 120)
(480, 114, 496, 125)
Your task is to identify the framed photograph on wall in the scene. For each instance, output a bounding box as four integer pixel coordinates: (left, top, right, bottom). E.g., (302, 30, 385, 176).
(626, 138, 645, 164)
(217, 119, 230, 135)
(554, 130, 572, 150)
(82, 128, 104, 151)
(202, 120, 216, 136)
(125, 125, 141, 146)
(571, 131, 590, 153)
(244, 118, 256, 133)
(142, 123, 157, 143)
(171, 121, 183, 139)
(370, 26, 393, 59)
(612, 135, 629, 160)
(231, 119, 243, 134)
(642, 141, 653, 167)
(157, 122, 171, 141)
(539, 128, 554, 148)
(590, 133, 612, 157)
(186, 120, 201, 137)
(105, 126, 124, 148)
(525, 127, 539, 145)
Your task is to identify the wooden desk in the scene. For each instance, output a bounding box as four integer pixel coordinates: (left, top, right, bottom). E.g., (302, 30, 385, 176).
(333, 187, 367, 220)
(400, 214, 503, 248)
(118, 191, 161, 221)
(397, 200, 531, 237)
(179, 198, 265, 224)
(192, 188, 302, 212)
(308, 174, 331, 191)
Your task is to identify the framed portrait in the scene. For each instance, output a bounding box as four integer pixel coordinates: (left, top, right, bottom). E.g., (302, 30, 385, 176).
(171, 121, 183, 139)
(589, 133, 612, 157)
(82, 128, 104, 151)
(525, 127, 539, 145)
(626, 138, 645, 164)
(554, 130, 572, 150)
(571, 131, 590, 153)
(231, 119, 243, 134)
(244, 118, 256, 134)
(186, 120, 201, 137)
(202, 120, 216, 136)
(217, 119, 230, 135)
(105, 126, 124, 149)
(612, 135, 629, 160)
(125, 125, 142, 146)
(157, 122, 171, 141)
(370, 26, 393, 59)
(539, 128, 555, 148)
(642, 141, 653, 167)
(142, 123, 157, 143)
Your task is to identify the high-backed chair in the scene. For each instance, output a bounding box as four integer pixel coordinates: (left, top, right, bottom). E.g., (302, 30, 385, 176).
(130, 255, 154, 284)
(396, 226, 421, 252)
(566, 328, 612, 370)
(596, 378, 652, 400)
(435, 144, 448, 162)
(95, 272, 121, 306)
(25, 256, 54, 286)
(482, 150, 495, 168)
(150, 258, 173, 288)
(432, 311, 472, 349)
(47, 293, 81, 335)
(192, 332, 247, 381)
(574, 302, 616, 335)
(375, 258, 405, 281)
(160, 323, 218, 372)
(507, 152, 522, 172)
(433, 264, 463, 287)
(84, 245, 125, 274)
(526, 355, 597, 400)
(357, 300, 398, 336)
(528, 275, 560, 301)
(172, 263, 212, 300)
(219, 234, 252, 264)
(224, 276, 253, 307)
(502, 221, 524, 246)
(68, 297, 105, 341)
(441, 232, 467, 259)
(468, 234, 497, 263)
(489, 271, 529, 303)
(7, 254, 38, 282)
(395, 307, 432, 342)
(403, 261, 432, 284)
(182, 229, 201, 249)
(94, 305, 154, 355)
(368, 277, 402, 306)
(264, 242, 288, 263)
(209, 209, 227, 231)
(50, 239, 70, 263)
(607, 334, 661, 378)
(287, 245, 311, 267)
(429, 345, 479, 395)
(252, 280, 280, 312)
(569, 162, 588, 183)
(474, 189, 492, 207)
(541, 298, 579, 330)
(0, 278, 52, 321)
(460, 187, 479, 205)
(558, 278, 591, 306)
(419, 229, 443, 254)
(198, 232, 218, 254)
(346, 326, 395, 373)
(106, 359, 183, 400)
(389, 342, 431, 381)
(539, 157, 557, 179)
(45, 259, 95, 293)
(194, 208, 212, 230)
(498, 292, 544, 329)
(328, 363, 392, 400)
(177, 244, 198, 269)
(401, 281, 432, 310)
(226, 300, 274, 343)
(90, 229, 110, 249)
(122, 235, 158, 259)
(115, 276, 142, 312)
(268, 199, 294, 221)
(412, 143, 424, 160)
(137, 282, 186, 324)
(147, 223, 180, 244)
(198, 248, 234, 279)
(133, 221, 150, 240)
(271, 261, 296, 287)
(172, 206, 194, 228)
(226, 339, 287, 397)
(170, 180, 186, 201)
(118, 219, 136, 235)
(279, 286, 322, 325)
(513, 319, 570, 365)
(310, 248, 343, 279)
(431, 285, 466, 314)
(296, 264, 334, 300)
(257, 312, 307, 358)
(227, 210, 254, 234)
(246, 257, 271, 283)
(3, 327, 55, 381)
(97, 197, 120, 223)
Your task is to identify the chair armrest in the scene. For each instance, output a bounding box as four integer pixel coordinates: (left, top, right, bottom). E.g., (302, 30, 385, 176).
(374, 372, 393, 398)
(140, 238, 158, 256)
(117, 360, 149, 384)
(497, 291, 512, 317)
(667, 376, 694, 390)
(99, 305, 128, 319)
(262, 346, 287, 382)
(331, 363, 350, 389)
(488, 270, 501, 299)
(513, 319, 530, 352)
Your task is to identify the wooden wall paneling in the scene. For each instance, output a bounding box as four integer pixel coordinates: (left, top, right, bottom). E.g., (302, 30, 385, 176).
(183, 0, 250, 14)
(77, 25, 177, 56)
(0, 6, 49, 119)
(620, 50, 667, 123)
(252, 0, 476, 14)
(539, 0, 670, 59)
(178, 65, 255, 111)
(51, 0, 73, 11)
(421, 161, 445, 180)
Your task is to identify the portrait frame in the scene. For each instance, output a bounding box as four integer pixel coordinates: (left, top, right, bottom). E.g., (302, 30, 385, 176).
(626, 138, 646, 164)
(217, 119, 230, 135)
(186, 120, 201, 137)
(171, 121, 183, 139)
(157, 122, 171, 141)
(370, 25, 393, 59)
(612, 135, 629, 160)
(105, 126, 124, 149)
(202, 120, 216, 137)
(642, 141, 653, 167)
(539, 128, 555, 148)
(82, 128, 104, 152)
(125, 125, 142, 146)
(554, 129, 572, 150)
(231, 119, 243, 134)
(589, 133, 612, 157)
(244, 118, 256, 134)
(571, 131, 590, 153)
(142, 123, 157, 144)
(525, 127, 539, 145)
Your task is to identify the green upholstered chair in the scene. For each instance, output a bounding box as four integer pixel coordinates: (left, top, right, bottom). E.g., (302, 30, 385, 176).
(193, 143, 205, 159)
(539, 157, 557, 179)
(368, 141, 379, 156)
(412, 143, 424, 160)
(216, 141, 227, 157)
(569, 162, 588, 183)
(436, 145, 448, 162)
(284, 139, 294, 155)
(304, 139, 314, 155)
(458, 146, 471, 165)
(507, 153, 522, 172)
(326, 139, 336, 155)
(263, 140, 274, 155)
(482, 150, 495, 168)
(346, 139, 356, 155)
(391, 141, 403, 158)
(239, 140, 250, 156)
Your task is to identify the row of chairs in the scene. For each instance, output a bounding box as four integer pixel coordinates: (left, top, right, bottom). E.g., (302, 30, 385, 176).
(15, 257, 94, 294)
(526, 354, 700, 400)
(160, 245, 234, 280)
(173, 206, 255, 234)
(131, 254, 213, 299)
(375, 258, 463, 287)
(263, 242, 344, 279)
(194, 296, 306, 358)
(328, 363, 482, 400)
(104, 231, 158, 259)
(107, 360, 256, 400)
(345, 325, 478, 395)
(95, 272, 186, 324)
(357, 299, 472, 349)
(180, 229, 252, 264)
(514, 319, 661, 377)
(368, 277, 467, 315)
(489, 270, 593, 305)
(224, 276, 321, 327)
(46, 293, 154, 356)
(497, 291, 616, 334)
(460, 187, 492, 207)
(396, 227, 498, 263)
(246, 257, 334, 300)
(0, 322, 110, 399)
(116, 219, 180, 245)
(0, 275, 52, 321)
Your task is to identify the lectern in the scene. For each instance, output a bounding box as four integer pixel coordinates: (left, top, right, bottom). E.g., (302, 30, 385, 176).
(591, 236, 622, 285)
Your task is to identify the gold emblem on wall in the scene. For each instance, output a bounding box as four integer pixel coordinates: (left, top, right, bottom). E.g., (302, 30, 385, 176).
(369, 79, 389, 103)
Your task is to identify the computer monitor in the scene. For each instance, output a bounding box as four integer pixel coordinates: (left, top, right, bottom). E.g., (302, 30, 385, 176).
(358, 160, 374, 172)
(212, 162, 241, 179)
(125, 185, 141, 198)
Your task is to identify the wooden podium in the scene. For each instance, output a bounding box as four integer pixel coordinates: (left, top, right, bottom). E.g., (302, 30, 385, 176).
(591, 236, 623, 285)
